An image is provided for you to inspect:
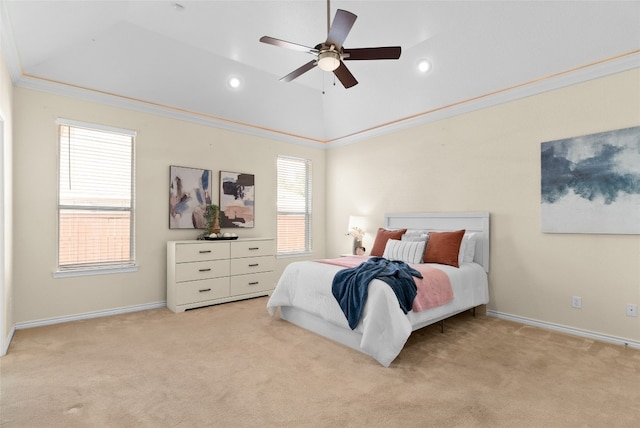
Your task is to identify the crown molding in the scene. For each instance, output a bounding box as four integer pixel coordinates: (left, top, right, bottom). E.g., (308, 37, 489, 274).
(13, 74, 327, 148)
(326, 51, 640, 147)
(4, 10, 638, 153)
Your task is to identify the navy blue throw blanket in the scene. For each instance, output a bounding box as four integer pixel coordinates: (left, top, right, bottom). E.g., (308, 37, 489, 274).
(331, 257, 422, 330)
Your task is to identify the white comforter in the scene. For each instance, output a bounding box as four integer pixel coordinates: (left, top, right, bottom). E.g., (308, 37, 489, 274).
(267, 259, 488, 367)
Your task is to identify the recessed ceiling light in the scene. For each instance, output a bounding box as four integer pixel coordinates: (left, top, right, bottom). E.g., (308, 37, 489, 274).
(418, 59, 431, 73)
(228, 77, 241, 89)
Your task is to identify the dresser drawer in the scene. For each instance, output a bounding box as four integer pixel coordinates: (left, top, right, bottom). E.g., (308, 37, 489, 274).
(168, 239, 274, 313)
(230, 240, 274, 258)
(230, 255, 275, 275)
(230, 271, 275, 295)
(175, 259, 230, 282)
(176, 277, 230, 305)
(175, 242, 230, 263)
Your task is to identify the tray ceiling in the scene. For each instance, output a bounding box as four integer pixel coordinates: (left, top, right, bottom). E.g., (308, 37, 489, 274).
(1, 1, 639, 145)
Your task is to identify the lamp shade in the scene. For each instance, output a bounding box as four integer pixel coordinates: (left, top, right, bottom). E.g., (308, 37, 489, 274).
(348, 216, 366, 255)
(348, 216, 366, 234)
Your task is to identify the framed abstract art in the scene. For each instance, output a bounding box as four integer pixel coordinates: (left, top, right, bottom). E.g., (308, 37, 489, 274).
(219, 171, 255, 228)
(541, 126, 640, 234)
(169, 166, 212, 229)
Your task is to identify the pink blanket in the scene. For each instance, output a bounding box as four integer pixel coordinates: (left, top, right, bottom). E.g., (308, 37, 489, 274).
(316, 256, 453, 312)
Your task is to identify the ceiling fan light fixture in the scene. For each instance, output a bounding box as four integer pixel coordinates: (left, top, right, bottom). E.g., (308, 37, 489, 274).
(317, 50, 340, 71)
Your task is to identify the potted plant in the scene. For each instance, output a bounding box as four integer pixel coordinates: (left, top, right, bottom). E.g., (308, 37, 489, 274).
(205, 204, 221, 235)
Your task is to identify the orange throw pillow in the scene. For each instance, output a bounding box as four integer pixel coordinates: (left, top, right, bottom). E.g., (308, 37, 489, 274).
(423, 229, 466, 267)
(370, 228, 407, 256)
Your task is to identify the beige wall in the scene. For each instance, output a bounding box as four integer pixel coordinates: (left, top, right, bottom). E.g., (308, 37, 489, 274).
(0, 46, 14, 351)
(7, 62, 640, 346)
(12, 88, 326, 323)
(326, 69, 640, 343)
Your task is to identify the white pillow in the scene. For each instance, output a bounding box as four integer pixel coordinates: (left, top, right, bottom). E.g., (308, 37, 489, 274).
(457, 233, 477, 264)
(402, 229, 429, 242)
(465, 233, 478, 262)
(383, 239, 426, 264)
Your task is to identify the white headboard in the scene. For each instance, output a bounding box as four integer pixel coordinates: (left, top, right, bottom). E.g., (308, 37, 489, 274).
(384, 212, 490, 272)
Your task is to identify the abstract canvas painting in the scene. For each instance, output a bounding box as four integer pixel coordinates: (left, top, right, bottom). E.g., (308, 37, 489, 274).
(220, 171, 254, 228)
(169, 166, 212, 229)
(541, 126, 640, 234)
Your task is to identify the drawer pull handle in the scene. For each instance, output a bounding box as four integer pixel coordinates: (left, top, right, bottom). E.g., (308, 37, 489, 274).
(199, 288, 211, 293)
(248, 281, 259, 286)
(249, 247, 259, 250)
(199, 250, 212, 254)
(199, 268, 212, 272)
(248, 263, 259, 267)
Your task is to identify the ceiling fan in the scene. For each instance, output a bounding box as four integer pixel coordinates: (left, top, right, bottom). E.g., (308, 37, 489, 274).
(259, 0, 401, 88)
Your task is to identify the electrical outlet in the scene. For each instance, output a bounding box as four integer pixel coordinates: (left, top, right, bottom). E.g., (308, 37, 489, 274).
(626, 304, 637, 317)
(572, 296, 582, 309)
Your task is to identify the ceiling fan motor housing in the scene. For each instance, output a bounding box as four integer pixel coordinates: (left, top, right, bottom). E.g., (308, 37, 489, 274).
(317, 49, 341, 71)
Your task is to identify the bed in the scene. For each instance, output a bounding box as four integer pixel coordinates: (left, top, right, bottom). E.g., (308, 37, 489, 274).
(267, 212, 490, 367)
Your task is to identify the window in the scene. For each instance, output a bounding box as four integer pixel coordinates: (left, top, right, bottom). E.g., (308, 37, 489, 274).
(277, 155, 312, 255)
(56, 119, 136, 276)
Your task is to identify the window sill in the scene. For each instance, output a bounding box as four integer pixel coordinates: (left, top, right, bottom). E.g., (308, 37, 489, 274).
(53, 265, 139, 279)
(276, 252, 313, 259)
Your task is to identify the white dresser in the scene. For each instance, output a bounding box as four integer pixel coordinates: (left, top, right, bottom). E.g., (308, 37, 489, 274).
(167, 238, 275, 313)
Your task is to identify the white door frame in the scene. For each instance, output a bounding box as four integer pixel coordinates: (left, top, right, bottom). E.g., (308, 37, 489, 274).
(0, 116, 5, 355)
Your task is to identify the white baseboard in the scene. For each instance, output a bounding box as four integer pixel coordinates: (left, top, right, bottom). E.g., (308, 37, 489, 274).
(1, 324, 16, 356)
(486, 310, 640, 350)
(14, 301, 167, 331)
(8, 304, 636, 354)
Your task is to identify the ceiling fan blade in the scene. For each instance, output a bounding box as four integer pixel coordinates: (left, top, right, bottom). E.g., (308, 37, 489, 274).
(343, 46, 402, 61)
(259, 36, 318, 54)
(280, 60, 317, 82)
(333, 61, 358, 88)
(326, 9, 357, 47)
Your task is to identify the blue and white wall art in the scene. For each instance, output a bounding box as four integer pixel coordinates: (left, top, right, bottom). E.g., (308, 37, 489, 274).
(541, 126, 640, 234)
(169, 165, 212, 229)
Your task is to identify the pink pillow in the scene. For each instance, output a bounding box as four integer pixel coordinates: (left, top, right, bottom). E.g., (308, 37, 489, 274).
(370, 228, 407, 256)
(423, 230, 466, 267)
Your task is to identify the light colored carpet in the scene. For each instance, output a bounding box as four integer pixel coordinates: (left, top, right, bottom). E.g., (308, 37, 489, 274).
(1, 296, 639, 427)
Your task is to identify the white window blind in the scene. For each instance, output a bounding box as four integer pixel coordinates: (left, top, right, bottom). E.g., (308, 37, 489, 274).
(57, 120, 135, 272)
(277, 155, 312, 255)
